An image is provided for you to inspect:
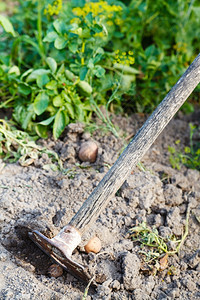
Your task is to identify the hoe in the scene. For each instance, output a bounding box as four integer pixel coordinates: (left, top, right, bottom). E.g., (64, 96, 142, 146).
(29, 54, 200, 282)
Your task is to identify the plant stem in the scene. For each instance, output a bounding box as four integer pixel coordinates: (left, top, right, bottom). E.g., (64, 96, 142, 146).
(81, 41, 85, 65)
(37, 0, 45, 64)
(82, 276, 94, 300)
(176, 205, 190, 253)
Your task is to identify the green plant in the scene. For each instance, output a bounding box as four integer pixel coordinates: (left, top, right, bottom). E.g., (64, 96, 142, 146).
(129, 205, 190, 271)
(12, 59, 93, 139)
(0, 118, 62, 170)
(112, 0, 200, 113)
(168, 123, 200, 171)
(0, 0, 200, 142)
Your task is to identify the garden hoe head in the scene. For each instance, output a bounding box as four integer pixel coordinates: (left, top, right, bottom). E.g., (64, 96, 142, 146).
(29, 225, 91, 282)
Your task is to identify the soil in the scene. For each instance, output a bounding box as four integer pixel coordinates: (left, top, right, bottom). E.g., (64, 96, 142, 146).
(0, 110, 200, 300)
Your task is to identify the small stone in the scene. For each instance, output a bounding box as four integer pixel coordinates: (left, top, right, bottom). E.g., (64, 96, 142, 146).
(153, 214, 163, 227)
(188, 250, 200, 269)
(82, 132, 91, 140)
(57, 179, 69, 189)
(187, 194, 198, 208)
(110, 280, 121, 290)
(48, 264, 63, 278)
(0, 251, 8, 262)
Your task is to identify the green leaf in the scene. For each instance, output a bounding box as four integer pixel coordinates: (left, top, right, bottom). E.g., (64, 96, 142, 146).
(79, 66, 88, 80)
(85, 12, 93, 24)
(53, 20, 66, 34)
(26, 69, 50, 82)
(53, 109, 66, 139)
(43, 31, 58, 42)
(46, 80, 57, 90)
(39, 115, 55, 126)
(8, 66, 20, 75)
(54, 36, 67, 50)
(18, 83, 31, 95)
(93, 65, 105, 78)
(68, 42, 78, 53)
(57, 63, 65, 75)
(53, 95, 63, 107)
(62, 91, 72, 103)
(20, 69, 33, 80)
(113, 64, 140, 75)
(75, 105, 85, 122)
(46, 57, 57, 74)
(0, 15, 16, 37)
(65, 103, 75, 119)
(36, 73, 50, 88)
(35, 124, 48, 138)
(93, 23, 103, 33)
(33, 92, 49, 115)
(77, 81, 92, 95)
(21, 104, 35, 130)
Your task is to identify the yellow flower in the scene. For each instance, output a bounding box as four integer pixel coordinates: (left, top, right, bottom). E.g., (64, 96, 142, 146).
(106, 20, 113, 26)
(72, 1, 122, 19)
(114, 49, 135, 66)
(70, 17, 81, 24)
(94, 32, 105, 37)
(184, 147, 191, 153)
(44, 0, 62, 16)
(115, 18, 123, 26)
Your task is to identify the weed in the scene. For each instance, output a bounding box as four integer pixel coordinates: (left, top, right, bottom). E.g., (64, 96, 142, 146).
(82, 276, 95, 300)
(129, 205, 190, 272)
(0, 119, 62, 170)
(168, 123, 200, 171)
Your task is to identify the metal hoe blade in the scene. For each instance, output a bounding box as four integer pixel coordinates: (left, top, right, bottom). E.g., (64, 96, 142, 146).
(29, 230, 91, 282)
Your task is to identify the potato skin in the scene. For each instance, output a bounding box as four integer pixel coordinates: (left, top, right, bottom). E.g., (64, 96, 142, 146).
(84, 236, 101, 254)
(78, 141, 98, 163)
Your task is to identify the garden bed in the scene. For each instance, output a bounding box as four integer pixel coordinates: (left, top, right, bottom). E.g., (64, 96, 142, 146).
(0, 110, 199, 299)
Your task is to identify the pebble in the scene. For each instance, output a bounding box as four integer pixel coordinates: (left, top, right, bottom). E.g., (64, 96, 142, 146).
(48, 264, 63, 278)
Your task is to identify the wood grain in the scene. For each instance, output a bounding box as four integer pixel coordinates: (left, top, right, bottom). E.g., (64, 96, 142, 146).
(69, 53, 200, 234)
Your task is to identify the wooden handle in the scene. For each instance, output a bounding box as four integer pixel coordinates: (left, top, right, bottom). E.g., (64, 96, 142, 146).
(69, 53, 200, 234)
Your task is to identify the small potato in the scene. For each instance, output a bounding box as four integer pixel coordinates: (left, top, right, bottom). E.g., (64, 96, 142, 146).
(78, 141, 98, 163)
(84, 236, 101, 254)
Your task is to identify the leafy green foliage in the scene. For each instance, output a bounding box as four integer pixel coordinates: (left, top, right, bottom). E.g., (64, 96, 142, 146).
(0, 0, 199, 140)
(0, 15, 16, 37)
(168, 123, 200, 171)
